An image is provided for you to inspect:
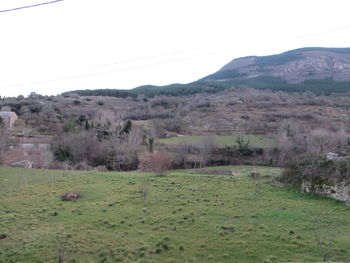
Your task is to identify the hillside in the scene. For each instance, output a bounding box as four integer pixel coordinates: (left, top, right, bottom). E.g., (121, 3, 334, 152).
(199, 47, 350, 94)
(65, 47, 350, 97)
(205, 47, 350, 83)
(3, 47, 350, 172)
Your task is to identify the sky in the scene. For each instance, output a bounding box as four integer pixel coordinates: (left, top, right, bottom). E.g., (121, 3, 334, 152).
(0, 0, 350, 97)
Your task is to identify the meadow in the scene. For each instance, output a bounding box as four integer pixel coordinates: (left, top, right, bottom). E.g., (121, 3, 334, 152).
(0, 166, 349, 263)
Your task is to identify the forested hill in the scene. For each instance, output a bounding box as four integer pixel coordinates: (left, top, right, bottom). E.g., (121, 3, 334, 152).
(64, 47, 350, 98)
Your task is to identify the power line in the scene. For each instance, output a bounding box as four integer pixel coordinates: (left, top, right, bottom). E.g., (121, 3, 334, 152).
(0, 52, 219, 89)
(74, 25, 350, 72)
(292, 25, 350, 40)
(0, 0, 64, 13)
(1, 24, 350, 89)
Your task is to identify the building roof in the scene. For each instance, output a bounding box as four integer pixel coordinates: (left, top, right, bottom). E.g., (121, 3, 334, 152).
(0, 112, 17, 117)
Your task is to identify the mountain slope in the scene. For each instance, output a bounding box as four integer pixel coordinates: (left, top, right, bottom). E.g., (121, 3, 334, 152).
(65, 47, 350, 97)
(203, 47, 350, 83)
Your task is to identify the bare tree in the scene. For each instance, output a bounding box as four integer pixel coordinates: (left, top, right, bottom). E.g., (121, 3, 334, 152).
(56, 231, 70, 263)
(94, 110, 133, 169)
(0, 127, 10, 163)
(304, 128, 348, 155)
(312, 213, 337, 262)
(275, 120, 350, 165)
(139, 180, 150, 203)
(251, 169, 262, 201)
(31, 146, 54, 169)
(126, 124, 145, 153)
(195, 136, 216, 168)
(176, 140, 192, 169)
(138, 150, 171, 175)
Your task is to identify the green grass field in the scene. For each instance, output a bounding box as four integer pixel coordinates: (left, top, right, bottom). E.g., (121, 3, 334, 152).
(158, 135, 275, 148)
(0, 166, 349, 263)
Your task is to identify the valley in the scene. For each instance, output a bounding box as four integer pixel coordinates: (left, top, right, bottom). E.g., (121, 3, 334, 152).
(1, 47, 350, 262)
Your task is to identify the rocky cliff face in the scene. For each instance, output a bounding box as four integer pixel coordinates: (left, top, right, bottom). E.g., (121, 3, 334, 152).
(206, 47, 350, 83)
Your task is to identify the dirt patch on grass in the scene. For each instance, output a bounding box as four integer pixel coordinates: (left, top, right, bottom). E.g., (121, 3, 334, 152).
(61, 192, 83, 201)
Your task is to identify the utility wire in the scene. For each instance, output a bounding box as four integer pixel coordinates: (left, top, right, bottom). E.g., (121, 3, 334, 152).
(0, 52, 219, 89)
(72, 25, 350, 72)
(0, 0, 64, 13)
(1, 24, 350, 89)
(291, 25, 350, 40)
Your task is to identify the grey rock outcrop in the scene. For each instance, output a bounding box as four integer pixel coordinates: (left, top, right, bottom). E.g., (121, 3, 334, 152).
(302, 181, 350, 203)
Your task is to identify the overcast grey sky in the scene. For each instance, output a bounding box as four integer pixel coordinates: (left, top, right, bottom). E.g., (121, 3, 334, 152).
(1, 0, 350, 97)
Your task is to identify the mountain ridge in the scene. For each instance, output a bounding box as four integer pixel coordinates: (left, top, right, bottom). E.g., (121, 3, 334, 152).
(204, 47, 350, 83)
(64, 47, 350, 97)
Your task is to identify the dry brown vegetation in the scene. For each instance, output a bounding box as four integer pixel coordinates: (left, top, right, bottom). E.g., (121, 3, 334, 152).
(2, 87, 350, 170)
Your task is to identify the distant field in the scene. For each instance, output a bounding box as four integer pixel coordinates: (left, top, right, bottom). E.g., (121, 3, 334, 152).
(159, 135, 275, 148)
(0, 166, 349, 263)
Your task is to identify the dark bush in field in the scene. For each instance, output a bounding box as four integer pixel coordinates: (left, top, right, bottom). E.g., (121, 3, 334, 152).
(61, 192, 83, 201)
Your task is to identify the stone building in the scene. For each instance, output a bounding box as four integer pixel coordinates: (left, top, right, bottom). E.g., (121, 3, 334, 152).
(0, 110, 18, 129)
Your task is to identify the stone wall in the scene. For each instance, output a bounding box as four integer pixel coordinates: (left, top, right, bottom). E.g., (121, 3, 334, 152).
(302, 181, 350, 203)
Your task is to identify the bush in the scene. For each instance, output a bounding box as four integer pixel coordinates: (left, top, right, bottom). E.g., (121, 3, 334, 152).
(278, 167, 303, 187)
(29, 104, 42, 114)
(138, 151, 171, 175)
(278, 156, 350, 187)
(93, 165, 108, 172)
(235, 136, 253, 157)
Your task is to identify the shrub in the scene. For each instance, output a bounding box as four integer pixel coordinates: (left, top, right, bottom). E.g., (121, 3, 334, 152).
(73, 161, 91, 171)
(93, 165, 108, 172)
(278, 156, 350, 187)
(29, 104, 42, 114)
(235, 136, 253, 157)
(278, 167, 303, 187)
(138, 151, 171, 175)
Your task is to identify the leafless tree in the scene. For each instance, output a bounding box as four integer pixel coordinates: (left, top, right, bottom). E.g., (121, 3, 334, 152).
(275, 120, 350, 165)
(0, 127, 10, 163)
(173, 140, 193, 169)
(30, 147, 54, 169)
(195, 136, 216, 168)
(304, 128, 348, 155)
(126, 124, 145, 154)
(251, 169, 262, 201)
(312, 212, 337, 262)
(138, 150, 171, 175)
(56, 231, 70, 263)
(94, 110, 133, 169)
(139, 180, 150, 203)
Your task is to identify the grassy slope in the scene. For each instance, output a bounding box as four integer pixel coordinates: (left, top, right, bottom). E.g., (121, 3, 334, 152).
(0, 166, 349, 263)
(158, 135, 275, 148)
